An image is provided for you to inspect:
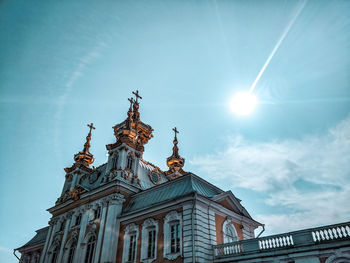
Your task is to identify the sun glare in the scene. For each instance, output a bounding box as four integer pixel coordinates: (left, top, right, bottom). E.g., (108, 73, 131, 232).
(230, 91, 258, 116)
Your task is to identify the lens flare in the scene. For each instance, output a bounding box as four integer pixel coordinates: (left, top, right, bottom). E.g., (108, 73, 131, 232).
(230, 91, 258, 116)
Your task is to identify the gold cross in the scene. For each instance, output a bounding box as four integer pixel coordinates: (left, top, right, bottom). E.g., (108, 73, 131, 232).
(132, 90, 142, 103)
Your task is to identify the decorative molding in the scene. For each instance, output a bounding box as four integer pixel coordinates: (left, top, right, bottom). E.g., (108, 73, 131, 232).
(222, 218, 239, 243)
(141, 218, 158, 263)
(108, 193, 126, 205)
(163, 211, 182, 260)
(122, 223, 140, 263)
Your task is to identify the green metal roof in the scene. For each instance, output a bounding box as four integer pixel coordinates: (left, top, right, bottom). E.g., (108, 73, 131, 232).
(17, 227, 49, 250)
(123, 173, 222, 214)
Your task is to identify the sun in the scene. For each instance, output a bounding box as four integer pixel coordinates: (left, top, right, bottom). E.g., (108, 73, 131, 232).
(230, 91, 258, 116)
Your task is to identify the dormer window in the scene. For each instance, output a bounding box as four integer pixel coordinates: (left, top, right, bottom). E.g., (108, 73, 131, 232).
(127, 155, 133, 170)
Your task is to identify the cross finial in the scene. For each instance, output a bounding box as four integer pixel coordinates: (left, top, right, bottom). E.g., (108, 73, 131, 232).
(132, 90, 142, 103)
(128, 97, 135, 110)
(87, 123, 95, 133)
(173, 127, 179, 140)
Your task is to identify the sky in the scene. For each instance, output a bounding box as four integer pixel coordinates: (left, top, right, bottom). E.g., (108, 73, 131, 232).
(1, 0, 350, 262)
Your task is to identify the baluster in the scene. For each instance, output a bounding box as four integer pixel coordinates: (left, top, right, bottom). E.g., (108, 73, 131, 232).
(336, 227, 342, 238)
(324, 229, 329, 240)
(320, 230, 325, 240)
(346, 226, 350, 236)
(283, 236, 287, 246)
(290, 235, 294, 245)
(332, 228, 338, 238)
(268, 239, 272, 249)
(341, 226, 347, 237)
(328, 229, 334, 239)
(311, 231, 316, 242)
(315, 231, 320, 242)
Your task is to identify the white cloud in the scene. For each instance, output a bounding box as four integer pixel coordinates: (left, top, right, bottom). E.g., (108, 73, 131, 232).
(190, 116, 350, 234)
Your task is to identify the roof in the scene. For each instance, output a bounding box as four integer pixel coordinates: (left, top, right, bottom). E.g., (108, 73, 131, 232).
(17, 227, 49, 250)
(123, 173, 223, 214)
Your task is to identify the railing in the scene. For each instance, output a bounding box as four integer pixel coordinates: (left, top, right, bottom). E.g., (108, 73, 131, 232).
(213, 221, 350, 259)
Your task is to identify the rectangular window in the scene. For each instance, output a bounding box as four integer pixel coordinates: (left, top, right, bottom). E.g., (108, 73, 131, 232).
(147, 229, 156, 258)
(127, 156, 133, 170)
(170, 222, 180, 253)
(128, 234, 136, 262)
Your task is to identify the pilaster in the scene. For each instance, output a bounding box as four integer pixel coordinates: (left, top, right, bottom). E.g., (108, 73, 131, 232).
(40, 218, 58, 263)
(74, 204, 91, 262)
(99, 193, 125, 263)
(94, 200, 108, 263)
(57, 212, 73, 262)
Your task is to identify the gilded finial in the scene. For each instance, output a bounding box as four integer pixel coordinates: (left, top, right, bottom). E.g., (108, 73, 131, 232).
(166, 127, 185, 179)
(74, 123, 95, 166)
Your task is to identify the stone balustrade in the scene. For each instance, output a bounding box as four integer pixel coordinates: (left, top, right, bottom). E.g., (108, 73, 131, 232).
(213, 221, 350, 259)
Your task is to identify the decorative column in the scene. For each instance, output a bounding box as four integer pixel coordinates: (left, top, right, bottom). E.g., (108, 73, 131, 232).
(99, 193, 125, 263)
(94, 200, 108, 263)
(57, 212, 73, 262)
(40, 218, 58, 263)
(74, 205, 92, 262)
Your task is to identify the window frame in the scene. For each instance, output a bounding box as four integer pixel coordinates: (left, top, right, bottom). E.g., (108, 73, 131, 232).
(163, 211, 182, 260)
(140, 218, 158, 263)
(222, 218, 239, 243)
(84, 234, 97, 263)
(126, 154, 134, 170)
(122, 223, 139, 263)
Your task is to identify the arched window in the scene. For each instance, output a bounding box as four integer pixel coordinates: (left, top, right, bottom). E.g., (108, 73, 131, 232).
(51, 245, 59, 263)
(163, 211, 182, 260)
(141, 218, 158, 262)
(67, 240, 77, 263)
(85, 235, 96, 263)
(222, 219, 238, 243)
(122, 223, 139, 263)
(127, 155, 133, 170)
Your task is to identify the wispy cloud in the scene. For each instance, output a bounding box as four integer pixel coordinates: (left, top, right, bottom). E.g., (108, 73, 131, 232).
(191, 116, 350, 234)
(53, 41, 106, 163)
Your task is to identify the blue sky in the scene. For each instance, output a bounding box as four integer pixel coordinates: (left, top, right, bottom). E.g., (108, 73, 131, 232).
(1, 0, 350, 262)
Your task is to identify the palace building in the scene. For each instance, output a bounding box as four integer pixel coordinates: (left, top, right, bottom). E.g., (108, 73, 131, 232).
(15, 91, 350, 263)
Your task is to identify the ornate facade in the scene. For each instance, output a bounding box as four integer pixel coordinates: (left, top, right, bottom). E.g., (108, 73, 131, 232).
(15, 92, 350, 263)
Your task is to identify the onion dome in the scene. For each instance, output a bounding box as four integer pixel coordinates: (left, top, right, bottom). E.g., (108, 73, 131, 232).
(165, 127, 186, 179)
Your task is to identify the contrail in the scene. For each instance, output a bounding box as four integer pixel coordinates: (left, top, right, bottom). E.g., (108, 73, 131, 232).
(249, 0, 308, 93)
